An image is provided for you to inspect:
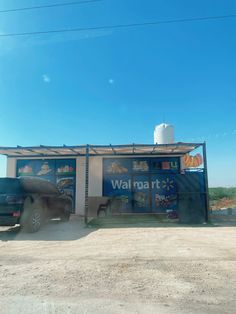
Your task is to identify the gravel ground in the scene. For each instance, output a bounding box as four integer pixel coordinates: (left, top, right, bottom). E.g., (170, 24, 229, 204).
(0, 218, 236, 314)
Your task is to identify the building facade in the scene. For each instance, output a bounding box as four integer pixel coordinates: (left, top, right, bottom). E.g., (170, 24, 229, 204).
(1, 143, 209, 222)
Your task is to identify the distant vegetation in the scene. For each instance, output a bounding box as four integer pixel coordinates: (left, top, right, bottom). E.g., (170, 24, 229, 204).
(209, 187, 236, 201)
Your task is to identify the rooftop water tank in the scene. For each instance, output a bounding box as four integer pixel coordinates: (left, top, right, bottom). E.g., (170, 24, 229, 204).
(154, 123, 174, 144)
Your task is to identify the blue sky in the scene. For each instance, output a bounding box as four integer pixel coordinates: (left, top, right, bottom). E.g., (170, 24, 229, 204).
(0, 0, 236, 186)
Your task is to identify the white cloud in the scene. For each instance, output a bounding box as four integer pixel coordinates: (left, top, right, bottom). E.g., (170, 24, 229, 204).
(42, 74, 51, 83)
(108, 79, 114, 84)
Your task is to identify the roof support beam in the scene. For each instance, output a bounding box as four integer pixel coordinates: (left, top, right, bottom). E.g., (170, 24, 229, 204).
(40, 145, 64, 155)
(63, 145, 81, 155)
(0, 143, 204, 157)
(25, 148, 44, 156)
(49, 149, 63, 155)
(84, 145, 90, 225)
(133, 143, 135, 154)
(203, 142, 210, 222)
(110, 144, 117, 155)
(15, 151, 24, 155)
(151, 145, 157, 154)
(90, 147, 99, 154)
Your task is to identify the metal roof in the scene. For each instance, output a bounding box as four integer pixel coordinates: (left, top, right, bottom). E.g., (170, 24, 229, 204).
(0, 143, 202, 158)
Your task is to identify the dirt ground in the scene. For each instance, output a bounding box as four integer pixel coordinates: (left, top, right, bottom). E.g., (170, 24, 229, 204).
(210, 198, 236, 210)
(0, 218, 236, 314)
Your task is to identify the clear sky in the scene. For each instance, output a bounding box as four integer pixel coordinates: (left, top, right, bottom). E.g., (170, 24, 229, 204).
(0, 0, 235, 186)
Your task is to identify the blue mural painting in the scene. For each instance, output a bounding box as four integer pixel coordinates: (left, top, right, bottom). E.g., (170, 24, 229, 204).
(103, 157, 180, 213)
(17, 159, 76, 212)
(151, 174, 178, 213)
(132, 175, 151, 213)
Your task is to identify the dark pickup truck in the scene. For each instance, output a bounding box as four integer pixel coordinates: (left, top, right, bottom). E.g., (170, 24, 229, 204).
(0, 177, 72, 232)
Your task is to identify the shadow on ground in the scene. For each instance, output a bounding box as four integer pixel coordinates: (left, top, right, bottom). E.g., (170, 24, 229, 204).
(0, 218, 96, 242)
(88, 214, 236, 228)
(1, 215, 235, 242)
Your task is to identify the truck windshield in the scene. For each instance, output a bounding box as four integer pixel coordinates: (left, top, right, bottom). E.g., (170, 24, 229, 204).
(0, 179, 22, 194)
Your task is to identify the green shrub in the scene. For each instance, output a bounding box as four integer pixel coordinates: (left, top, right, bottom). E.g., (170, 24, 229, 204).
(209, 187, 236, 201)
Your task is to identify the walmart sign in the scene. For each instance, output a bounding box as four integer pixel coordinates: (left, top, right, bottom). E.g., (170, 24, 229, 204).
(111, 178, 175, 191)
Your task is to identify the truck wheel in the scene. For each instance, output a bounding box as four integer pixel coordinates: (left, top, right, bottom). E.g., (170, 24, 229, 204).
(61, 203, 71, 222)
(22, 208, 43, 233)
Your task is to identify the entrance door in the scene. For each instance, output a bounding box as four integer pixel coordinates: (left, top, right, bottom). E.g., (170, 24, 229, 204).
(132, 175, 151, 213)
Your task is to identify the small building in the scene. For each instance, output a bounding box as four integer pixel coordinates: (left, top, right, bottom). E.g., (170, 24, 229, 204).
(0, 140, 209, 224)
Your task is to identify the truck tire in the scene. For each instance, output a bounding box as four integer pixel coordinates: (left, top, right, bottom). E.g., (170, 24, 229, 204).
(21, 208, 43, 233)
(21, 197, 44, 233)
(60, 202, 71, 222)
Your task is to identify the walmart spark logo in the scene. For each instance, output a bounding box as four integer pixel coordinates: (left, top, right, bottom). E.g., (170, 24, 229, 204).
(162, 178, 174, 191)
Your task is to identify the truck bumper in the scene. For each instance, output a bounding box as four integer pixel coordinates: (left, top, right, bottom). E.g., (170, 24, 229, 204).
(0, 216, 19, 226)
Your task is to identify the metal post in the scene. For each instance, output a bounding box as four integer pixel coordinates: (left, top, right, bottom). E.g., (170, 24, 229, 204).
(84, 144, 90, 225)
(203, 142, 210, 222)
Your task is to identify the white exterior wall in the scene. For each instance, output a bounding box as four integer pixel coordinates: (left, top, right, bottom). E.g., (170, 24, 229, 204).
(7, 158, 17, 177)
(89, 157, 103, 196)
(73, 157, 103, 215)
(74, 156, 103, 215)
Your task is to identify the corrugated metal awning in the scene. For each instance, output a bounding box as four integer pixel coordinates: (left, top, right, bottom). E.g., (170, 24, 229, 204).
(0, 143, 202, 158)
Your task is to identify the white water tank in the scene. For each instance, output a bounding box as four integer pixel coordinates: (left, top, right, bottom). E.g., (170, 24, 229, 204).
(154, 123, 174, 144)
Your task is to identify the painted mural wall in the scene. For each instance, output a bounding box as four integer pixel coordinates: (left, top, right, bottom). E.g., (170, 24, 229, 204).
(16, 159, 76, 212)
(103, 157, 180, 214)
